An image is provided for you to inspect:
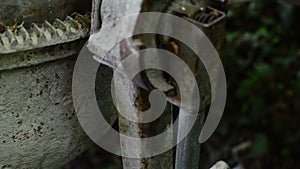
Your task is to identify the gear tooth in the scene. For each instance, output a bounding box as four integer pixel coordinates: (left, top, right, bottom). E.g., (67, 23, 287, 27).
(44, 21, 56, 33)
(5, 28, 15, 43)
(75, 13, 90, 28)
(1, 14, 90, 54)
(29, 24, 39, 45)
(0, 35, 5, 46)
(44, 20, 59, 38)
(65, 16, 79, 29)
(15, 35, 24, 46)
(17, 26, 30, 40)
(53, 18, 68, 31)
(0, 35, 3, 46)
(31, 23, 43, 37)
(0, 35, 11, 48)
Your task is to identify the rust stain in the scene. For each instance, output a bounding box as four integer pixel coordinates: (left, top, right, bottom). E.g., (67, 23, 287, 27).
(0, 22, 7, 33)
(134, 89, 151, 138)
(140, 158, 149, 169)
(60, 0, 68, 10)
(134, 89, 150, 112)
(27, 7, 37, 15)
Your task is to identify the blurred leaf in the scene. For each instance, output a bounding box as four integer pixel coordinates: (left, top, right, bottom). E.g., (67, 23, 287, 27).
(250, 134, 270, 155)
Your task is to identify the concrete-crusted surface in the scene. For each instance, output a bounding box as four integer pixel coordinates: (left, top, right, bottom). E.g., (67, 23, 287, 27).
(0, 53, 91, 169)
(0, 37, 118, 168)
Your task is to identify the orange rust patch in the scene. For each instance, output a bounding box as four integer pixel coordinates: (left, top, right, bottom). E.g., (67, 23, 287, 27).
(141, 158, 149, 169)
(0, 22, 7, 33)
(27, 7, 37, 15)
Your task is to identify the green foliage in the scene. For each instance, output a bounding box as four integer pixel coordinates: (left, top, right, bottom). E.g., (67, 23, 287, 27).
(215, 0, 300, 168)
(250, 134, 270, 155)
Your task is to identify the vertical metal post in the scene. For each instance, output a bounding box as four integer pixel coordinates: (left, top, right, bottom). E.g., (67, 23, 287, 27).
(90, 0, 175, 168)
(172, 1, 228, 169)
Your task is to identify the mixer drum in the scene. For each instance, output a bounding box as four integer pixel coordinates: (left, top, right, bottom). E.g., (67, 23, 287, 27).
(0, 1, 115, 168)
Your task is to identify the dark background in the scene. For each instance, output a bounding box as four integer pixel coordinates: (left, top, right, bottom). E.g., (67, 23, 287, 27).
(63, 0, 300, 168)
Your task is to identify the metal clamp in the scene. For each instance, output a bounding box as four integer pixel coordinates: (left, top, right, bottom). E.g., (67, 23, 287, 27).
(170, 1, 226, 28)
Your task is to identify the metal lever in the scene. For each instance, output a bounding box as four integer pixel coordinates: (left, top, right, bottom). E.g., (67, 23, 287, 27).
(164, 1, 227, 169)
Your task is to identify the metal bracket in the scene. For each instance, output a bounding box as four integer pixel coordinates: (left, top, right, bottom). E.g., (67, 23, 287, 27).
(170, 1, 226, 28)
